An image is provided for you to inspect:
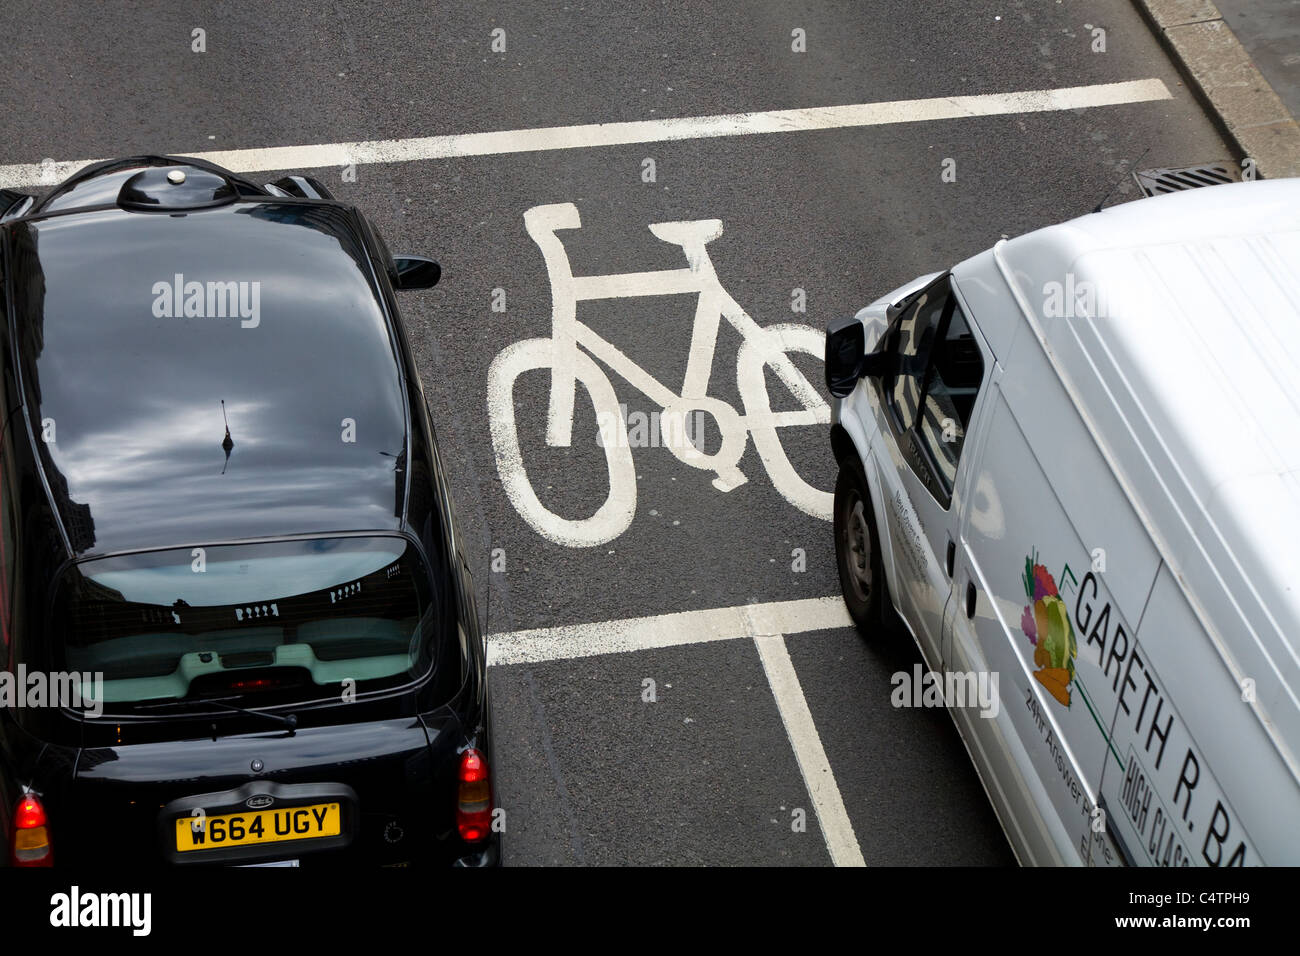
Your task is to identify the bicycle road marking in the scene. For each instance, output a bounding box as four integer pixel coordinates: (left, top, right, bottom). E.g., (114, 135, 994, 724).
(485, 595, 851, 665)
(488, 202, 832, 548)
(488, 337, 639, 548)
(754, 632, 867, 867)
(0, 79, 1172, 188)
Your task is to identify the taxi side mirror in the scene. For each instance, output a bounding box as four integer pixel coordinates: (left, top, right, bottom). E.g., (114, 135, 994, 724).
(393, 256, 441, 290)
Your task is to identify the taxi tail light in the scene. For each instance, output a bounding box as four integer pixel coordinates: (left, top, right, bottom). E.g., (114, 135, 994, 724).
(456, 748, 492, 843)
(10, 793, 53, 866)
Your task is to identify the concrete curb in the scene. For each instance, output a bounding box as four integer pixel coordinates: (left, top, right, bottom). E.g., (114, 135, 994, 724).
(1133, 0, 1300, 179)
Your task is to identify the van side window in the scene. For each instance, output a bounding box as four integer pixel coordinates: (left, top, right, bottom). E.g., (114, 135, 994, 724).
(879, 277, 987, 508)
(886, 285, 947, 433)
(915, 301, 983, 493)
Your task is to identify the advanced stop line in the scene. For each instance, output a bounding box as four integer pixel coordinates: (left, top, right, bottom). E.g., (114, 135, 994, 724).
(485, 596, 852, 665)
(486, 596, 866, 867)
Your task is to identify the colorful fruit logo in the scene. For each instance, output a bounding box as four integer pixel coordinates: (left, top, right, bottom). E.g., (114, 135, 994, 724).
(1020, 551, 1077, 707)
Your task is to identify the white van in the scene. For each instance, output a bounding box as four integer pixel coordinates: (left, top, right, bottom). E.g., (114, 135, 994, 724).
(824, 178, 1300, 866)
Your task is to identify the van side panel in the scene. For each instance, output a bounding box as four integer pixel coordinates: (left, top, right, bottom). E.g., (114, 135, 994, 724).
(1103, 565, 1293, 864)
(944, 595, 1071, 865)
(955, 388, 1109, 864)
(1000, 310, 1162, 629)
(952, 304, 1162, 863)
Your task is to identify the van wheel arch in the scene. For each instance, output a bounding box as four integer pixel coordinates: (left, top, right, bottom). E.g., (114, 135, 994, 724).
(831, 426, 899, 622)
(835, 453, 895, 635)
(830, 423, 857, 468)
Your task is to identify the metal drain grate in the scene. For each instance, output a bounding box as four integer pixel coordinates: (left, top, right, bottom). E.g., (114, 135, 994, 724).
(1133, 162, 1241, 196)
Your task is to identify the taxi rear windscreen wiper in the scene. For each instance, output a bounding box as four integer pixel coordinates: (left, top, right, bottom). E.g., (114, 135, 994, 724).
(135, 697, 298, 738)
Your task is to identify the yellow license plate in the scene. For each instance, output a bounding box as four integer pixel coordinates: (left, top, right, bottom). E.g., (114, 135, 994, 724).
(175, 803, 340, 852)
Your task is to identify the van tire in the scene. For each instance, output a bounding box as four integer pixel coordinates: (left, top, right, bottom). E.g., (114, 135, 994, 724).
(834, 456, 887, 635)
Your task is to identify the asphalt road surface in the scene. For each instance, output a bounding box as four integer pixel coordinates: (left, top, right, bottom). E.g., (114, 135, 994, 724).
(1, 0, 1235, 865)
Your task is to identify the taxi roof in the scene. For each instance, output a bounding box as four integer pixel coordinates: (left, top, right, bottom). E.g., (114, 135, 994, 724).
(5, 199, 411, 557)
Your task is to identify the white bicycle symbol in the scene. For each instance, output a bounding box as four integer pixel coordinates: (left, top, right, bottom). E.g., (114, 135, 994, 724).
(487, 202, 832, 547)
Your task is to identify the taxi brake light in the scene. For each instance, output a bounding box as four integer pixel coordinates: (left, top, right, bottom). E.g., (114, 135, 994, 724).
(10, 793, 52, 867)
(457, 748, 492, 843)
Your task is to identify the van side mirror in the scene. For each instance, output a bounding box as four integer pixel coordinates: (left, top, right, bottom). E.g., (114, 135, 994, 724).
(825, 316, 864, 397)
(826, 316, 889, 397)
(860, 346, 888, 379)
(392, 255, 441, 289)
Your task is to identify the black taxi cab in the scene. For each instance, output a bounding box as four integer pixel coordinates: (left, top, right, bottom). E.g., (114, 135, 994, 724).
(0, 156, 496, 866)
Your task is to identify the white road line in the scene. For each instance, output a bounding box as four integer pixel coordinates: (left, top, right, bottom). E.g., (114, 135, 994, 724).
(753, 632, 866, 867)
(0, 78, 1172, 189)
(486, 597, 865, 866)
(486, 595, 851, 666)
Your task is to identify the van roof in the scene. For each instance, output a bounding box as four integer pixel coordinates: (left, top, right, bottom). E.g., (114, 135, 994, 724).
(986, 179, 1300, 763)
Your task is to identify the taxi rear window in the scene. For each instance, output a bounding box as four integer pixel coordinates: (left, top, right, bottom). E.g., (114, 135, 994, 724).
(49, 535, 442, 706)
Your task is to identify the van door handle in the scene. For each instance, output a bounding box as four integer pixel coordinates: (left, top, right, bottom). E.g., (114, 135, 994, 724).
(945, 539, 955, 577)
(965, 580, 977, 619)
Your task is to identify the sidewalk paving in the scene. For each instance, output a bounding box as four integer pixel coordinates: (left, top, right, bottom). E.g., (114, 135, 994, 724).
(1134, 0, 1300, 179)
(1218, 0, 1300, 119)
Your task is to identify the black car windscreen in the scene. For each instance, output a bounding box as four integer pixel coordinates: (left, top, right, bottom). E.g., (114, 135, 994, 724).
(48, 535, 441, 706)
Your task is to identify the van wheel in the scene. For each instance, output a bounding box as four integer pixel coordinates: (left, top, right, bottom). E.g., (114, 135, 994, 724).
(834, 456, 886, 635)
